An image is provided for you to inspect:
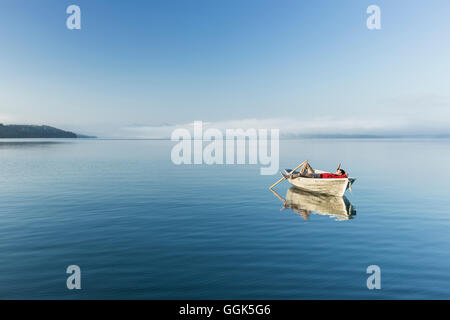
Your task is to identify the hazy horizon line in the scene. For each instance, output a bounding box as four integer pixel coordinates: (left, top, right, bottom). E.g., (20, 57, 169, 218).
(3, 119, 450, 140)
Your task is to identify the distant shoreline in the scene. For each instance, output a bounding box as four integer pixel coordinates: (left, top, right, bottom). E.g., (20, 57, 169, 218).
(0, 124, 96, 139)
(15, 136, 445, 140)
(1, 124, 448, 140)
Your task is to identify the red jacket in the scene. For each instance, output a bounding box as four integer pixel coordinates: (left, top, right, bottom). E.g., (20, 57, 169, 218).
(320, 173, 348, 179)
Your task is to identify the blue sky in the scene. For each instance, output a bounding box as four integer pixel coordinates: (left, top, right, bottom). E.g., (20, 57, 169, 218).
(0, 0, 449, 137)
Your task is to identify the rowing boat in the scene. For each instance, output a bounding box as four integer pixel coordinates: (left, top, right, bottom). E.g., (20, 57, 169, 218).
(284, 168, 356, 197)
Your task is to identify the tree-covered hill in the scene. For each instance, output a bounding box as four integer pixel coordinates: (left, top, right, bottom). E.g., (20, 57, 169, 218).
(0, 124, 80, 138)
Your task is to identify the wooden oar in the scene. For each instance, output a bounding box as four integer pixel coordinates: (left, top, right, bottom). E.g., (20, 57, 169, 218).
(270, 188, 285, 202)
(337, 163, 341, 171)
(269, 160, 307, 190)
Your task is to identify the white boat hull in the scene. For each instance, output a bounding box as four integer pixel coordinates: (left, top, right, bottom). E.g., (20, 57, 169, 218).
(286, 169, 356, 197)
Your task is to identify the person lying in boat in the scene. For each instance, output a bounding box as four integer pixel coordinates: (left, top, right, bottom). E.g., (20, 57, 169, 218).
(281, 163, 348, 179)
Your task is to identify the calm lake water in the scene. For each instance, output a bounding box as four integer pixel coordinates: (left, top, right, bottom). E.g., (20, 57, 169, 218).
(0, 138, 449, 299)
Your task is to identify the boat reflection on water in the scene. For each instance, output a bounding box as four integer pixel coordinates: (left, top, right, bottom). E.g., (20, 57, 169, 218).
(271, 188, 356, 221)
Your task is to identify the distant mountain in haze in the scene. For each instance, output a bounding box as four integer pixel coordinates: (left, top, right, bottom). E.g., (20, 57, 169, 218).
(0, 124, 95, 138)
